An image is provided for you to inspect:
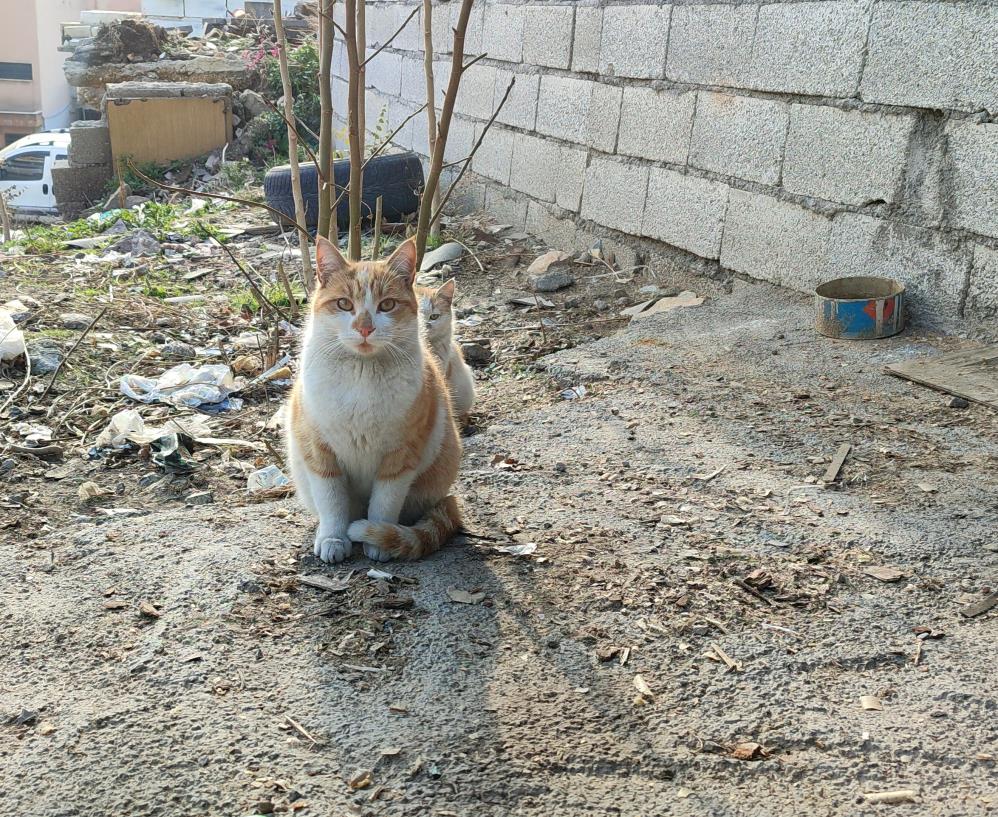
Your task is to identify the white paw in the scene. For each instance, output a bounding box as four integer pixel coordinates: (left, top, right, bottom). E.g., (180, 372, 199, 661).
(363, 542, 393, 562)
(314, 535, 352, 564)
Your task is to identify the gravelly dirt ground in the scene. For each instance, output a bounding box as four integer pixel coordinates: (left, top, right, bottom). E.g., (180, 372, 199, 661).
(2, 268, 997, 815)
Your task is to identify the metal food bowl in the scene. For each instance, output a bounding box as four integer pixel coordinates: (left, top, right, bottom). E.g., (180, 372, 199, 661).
(815, 276, 905, 340)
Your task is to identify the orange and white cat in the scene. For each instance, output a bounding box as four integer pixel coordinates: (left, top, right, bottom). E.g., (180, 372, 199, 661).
(285, 237, 461, 563)
(416, 279, 475, 416)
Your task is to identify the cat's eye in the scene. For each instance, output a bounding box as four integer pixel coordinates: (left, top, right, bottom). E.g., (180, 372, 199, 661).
(429, 314, 440, 321)
(335, 298, 352, 311)
(378, 298, 397, 312)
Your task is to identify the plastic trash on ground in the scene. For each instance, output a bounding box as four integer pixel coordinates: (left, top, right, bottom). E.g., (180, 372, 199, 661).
(119, 363, 244, 410)
(95, 408, 263, 450)
(247, 464, 290, 494)
(0, 309, 26, 362)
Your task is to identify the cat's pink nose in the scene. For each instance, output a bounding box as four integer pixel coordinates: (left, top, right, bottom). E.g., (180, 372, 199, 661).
(358, 325, 374, 338)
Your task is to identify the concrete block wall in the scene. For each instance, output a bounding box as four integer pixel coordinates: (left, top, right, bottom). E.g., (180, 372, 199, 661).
(346, 0, 998, 330)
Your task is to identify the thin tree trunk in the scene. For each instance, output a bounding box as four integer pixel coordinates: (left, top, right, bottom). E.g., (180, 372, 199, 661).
(0, 194, 11, 244)
(422, 0, 441, 240)
(273, 0, 315, 290)
(414, 0, 474, 266)
(317, 0, 335, 245)
(344, 0, 363, 260)
(356, 0, 366, 230)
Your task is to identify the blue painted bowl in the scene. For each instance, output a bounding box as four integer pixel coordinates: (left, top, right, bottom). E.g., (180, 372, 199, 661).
(815, 276, 905, 340)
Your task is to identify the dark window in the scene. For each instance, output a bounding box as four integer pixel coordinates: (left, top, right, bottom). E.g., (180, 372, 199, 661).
(0, 151, 46, 181)
(4, 133, 28, 146)
(0, 62, 33, 81)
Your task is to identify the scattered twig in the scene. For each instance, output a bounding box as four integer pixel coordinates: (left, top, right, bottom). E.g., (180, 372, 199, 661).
(709, 642, 742, 672)
(733, 578, 775, 607)
(276, 259, 299, 320)
(39, 305, 108, 401)
(285, 715, 324, 748)
(372, 196, 383, 260)
(822, 442, 851, 484)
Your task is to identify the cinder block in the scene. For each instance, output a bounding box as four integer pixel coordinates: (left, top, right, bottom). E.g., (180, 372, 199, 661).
(430, 3, 452, 54)
(571, 7, 602, 73)
(482, 5, 524, 63)
(364, 51, 402, 98)
(522, 5, 574, 70)
(471, 124, 513, 185)
(666, 4, 755, 88)
(783, 105, 916, 206)
(580, 156, 649, 235)
(823, 213, 971, 326)
(749, 1, 866, 96)
(51, 160, 111, 208)
(642, 168, 729, 260)
(184, 0, 226, 17)
(599, 5, 670, 80)
(509, 134, 587, 211)
(444, 115, 476, 164)
(484, 186, 528, 231)
(392, 5, 423, 53)
(493, 69, 538, 132)
(944, 121, 998, 240)
(332, 77, 349, 117)
(526, 200, 578, 250)
(68, 120, 111, 167)
(364, 4, 399, 48)
(143, 0, 184, 16)
(401, 56, 425, 104)
(64, 24, 96, 39)
(862, 2, 998, 113)
(446, 176, 486, 214)
(689, 92, 788, 186)
(454, 63, 496, 121)
(966, 245, 998, 324)
(720, 189, 832, 290)
(535, 75, 621, 153)
(617, 87, 695, 165)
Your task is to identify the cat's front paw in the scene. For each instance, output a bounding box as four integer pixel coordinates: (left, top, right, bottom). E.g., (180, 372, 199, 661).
(314, 535, 352, 564)
(363, 542, 393, 563)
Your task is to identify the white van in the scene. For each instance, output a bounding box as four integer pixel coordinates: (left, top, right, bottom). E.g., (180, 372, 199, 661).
(0, 131, 71, 217)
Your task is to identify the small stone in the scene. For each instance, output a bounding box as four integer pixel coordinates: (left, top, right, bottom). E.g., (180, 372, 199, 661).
(593, 299, 609, 312)
(161, 341, 197, 360)
(239, 88, 270, 119)
(59, 312, 93, 330)
(110, 229, 160, 257)
(553, 462, 567, 473)
(27, 340, 63, 375)
(0, 459, 16, 475)
(564, 296, 583, 309)
(252, 801, 274, 815)
(530, 269, 575, 293)
(946, 396, 970, 409)
(185, 490, 214, 506)
(461, 342, 492, 364)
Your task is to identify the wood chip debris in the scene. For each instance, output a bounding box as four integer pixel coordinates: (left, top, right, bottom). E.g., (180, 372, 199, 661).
(860, 695, 883, 711)
(633, 674, 654, 704)
(447, 587, 486, 605)
(863, 789, 918, 804)
(731, 741, 767, 760)
(708, 642, 742, 672)
(348, 769, 373, 790)
(959, 590, 998, 618)
(138, 601, 161, 618)
(863, 565, 906, 583)
(299, 573, 353, 592)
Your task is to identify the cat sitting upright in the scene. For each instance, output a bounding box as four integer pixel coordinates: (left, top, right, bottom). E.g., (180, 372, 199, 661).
(285, 236, 462, 564)
(415, 279, 475, 417)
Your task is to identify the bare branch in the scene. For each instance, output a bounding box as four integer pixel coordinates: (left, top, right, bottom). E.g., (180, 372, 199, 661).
(317, 0, 336, 240)
(422, 0, 441, 240)
(461, 52, 487, 72)
(344, 0, 363, 260)
(273, 0, 315, 290)
(431, 75, 515, 225)
(361, 5, 419, 67)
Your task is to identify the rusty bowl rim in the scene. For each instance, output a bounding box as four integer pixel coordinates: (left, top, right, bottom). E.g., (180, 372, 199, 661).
(814, 275, 905, 302)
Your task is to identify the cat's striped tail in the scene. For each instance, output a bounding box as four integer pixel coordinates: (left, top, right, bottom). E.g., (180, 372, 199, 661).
(348, 496, 461, 560)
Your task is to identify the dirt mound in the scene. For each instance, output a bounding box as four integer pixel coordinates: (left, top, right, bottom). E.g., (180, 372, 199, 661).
(91, 19, 168, 64)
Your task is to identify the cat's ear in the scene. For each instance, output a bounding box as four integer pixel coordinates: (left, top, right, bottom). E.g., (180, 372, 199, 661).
(387, 237, 418, 286)
(437, 278, 456, 303)
(315, 235, 349, 287)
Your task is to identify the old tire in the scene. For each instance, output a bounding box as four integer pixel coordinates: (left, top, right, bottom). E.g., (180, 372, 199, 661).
(263, 151, 424, 232)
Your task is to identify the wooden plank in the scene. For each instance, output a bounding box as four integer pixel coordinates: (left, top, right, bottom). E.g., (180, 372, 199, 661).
(822, 442, 851, 483)
(108, 97, 230, 164)
(885, 345, 998, 409)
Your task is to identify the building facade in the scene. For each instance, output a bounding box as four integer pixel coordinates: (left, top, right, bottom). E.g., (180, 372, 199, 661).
(0, 0, 141, 145)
